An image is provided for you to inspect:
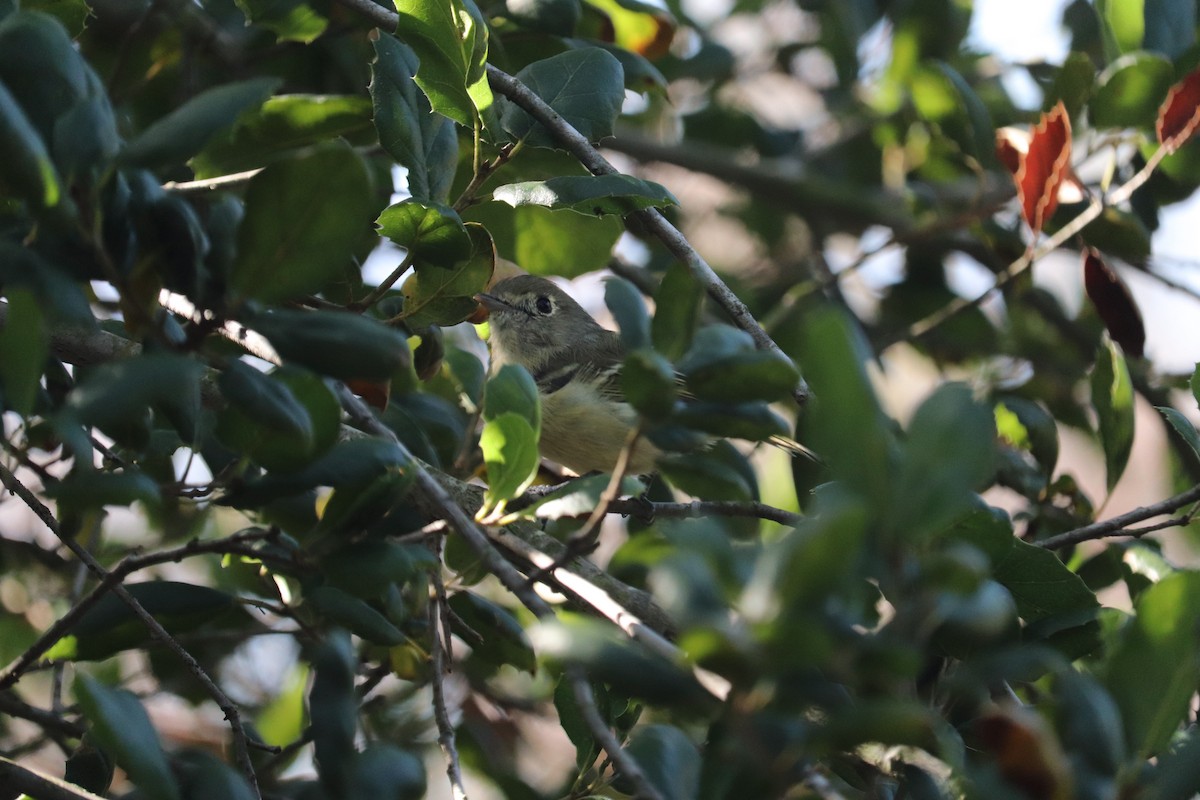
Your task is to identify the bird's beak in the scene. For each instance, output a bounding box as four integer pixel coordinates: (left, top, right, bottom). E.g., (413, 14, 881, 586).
(473, 292, 511, 316)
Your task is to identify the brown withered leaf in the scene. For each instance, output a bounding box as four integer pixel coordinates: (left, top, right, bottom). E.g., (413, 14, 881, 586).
(347, 379, 391, 410)
(1157, 66, 1200, 153)
(971, 708, 1072, 800)
(1016, 102, 1072, 236)
(1083, 248, 1145, 358)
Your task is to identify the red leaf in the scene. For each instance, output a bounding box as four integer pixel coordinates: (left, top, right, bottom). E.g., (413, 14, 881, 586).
(995, 127, 1026, 175)
(1157, 66, 1200, 153)
(1016, 102, 1072, 236)
(1083, 248, 1145, 358)
(346, 378, 391, 410)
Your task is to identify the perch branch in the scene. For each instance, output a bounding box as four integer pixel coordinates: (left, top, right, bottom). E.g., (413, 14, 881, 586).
(1037, 482, 1200, 550)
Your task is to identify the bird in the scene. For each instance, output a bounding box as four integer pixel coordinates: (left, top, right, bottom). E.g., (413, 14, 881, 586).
(474, 274, 815, 475)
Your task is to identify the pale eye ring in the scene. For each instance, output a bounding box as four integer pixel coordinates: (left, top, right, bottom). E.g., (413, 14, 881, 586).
(535, 296, 552, 314)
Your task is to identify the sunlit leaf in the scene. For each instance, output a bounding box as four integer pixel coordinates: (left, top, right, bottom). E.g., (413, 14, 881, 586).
(1157, 64, 1200, 152)
(1016, 101, 1072, 236)
(1091, 339, 1135, 492)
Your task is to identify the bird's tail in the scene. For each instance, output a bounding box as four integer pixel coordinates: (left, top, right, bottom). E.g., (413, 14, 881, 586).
(768, 434, 824, 465)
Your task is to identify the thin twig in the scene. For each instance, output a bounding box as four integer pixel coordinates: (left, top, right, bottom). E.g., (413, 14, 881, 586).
(604, 497, 801, 527)
(351, 250, 417, 311)
(159, 289, 281, 363)
(0, 528, 282, 690)
(0, 691, 87, 739)
(333, 383, 665, 799)
(162, 168, 264, 193)
(0, 463, 263, 799)
(1037, 482, 1200, 549)
(428, 541, 469, 800)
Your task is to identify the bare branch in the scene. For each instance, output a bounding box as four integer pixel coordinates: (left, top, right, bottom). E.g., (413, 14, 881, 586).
(1037, 482, 1200, 549)
(0, 755, 109, 800)
(428, 548, 470, 800)
(0, 463, 263, 799)
(606, 497, 801, 527)
(162, 167, 264, 193)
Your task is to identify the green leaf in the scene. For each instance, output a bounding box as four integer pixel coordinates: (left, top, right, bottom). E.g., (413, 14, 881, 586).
(482, 363, 541, 429)
(1148, 726, 1200, 800)
(1091, 339, 1135, 492)
(234, 0, 327, 42)
(501, 48, 625, 148)
(175, 751, 255, 800)
(658, 441, 755, 501)
(0, 11, 93, 142)
(48, 470, 162, 516)
(481, 411, 540, 508)
(231, 145, 374, 303)
(323, 540, 435, 599)
(121, 78, 280, 168)
(64, 353, 203, 448)
(0, 80, 60, 208)
(399, 224, 495, 328)
(376, 200, 471, 263)
(1190, 362, 1200, 409)
(316, 467, 417, 537)
(651, 261, 702, 360)
(191, 94, 373, 178)
(679, 327, 799, 403)
(529, 613, 710, 706)
(492, 175, 678, 216)
(348, 745, 427, 800)
(1143, 0, 1194, 58)
(216, 365, 339, 471)
(622, 349, 677, 419)
(1096, 0, 1145, 58)
(22, 0, 90, 36)
(448, 591, 536, 673)
(1050, 51, 1097, 118)
(219, 360, 315, 443)
(605, 276, 650, 349)
(52, 93, 119, 182)
(256, 664, 309, 749)
(1103, 571, 1200, 757)
(508, 0, 581, 34)
(1157, 406, 1200, 462)
(0, 288, 47, 416)
(622, 725, 701, 800)
(370, 35, 457, 203)
(306, 586, 406, 645)
(891, 384, 996, 541)
(392, 0, 492, 128)
(46, 581, 242, 661)
(308, 631, 357, 794)
(75, 675, 181, 800)
(672, 401, 791, 443)
(463, 201, 622, 276)
(1091, 52, 1173, 129)
(512, 473, 644, 519)
(1055, 671, 1126, 776)
(250, 310, 411, 382)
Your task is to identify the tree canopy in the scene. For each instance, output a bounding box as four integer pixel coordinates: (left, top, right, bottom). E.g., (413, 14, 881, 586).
(4, 0, 1200, 799)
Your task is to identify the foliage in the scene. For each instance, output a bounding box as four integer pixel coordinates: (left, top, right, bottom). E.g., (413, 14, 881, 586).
(3, 1, 1200, 799)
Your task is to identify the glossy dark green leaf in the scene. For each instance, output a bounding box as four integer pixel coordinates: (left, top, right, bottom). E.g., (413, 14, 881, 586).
(1051, 51, 1096, 118)
(571, 38, 667, 93)
(891, 383, 996, 541)
(250, 309, 410, 382)
(622, 725, 701, 800)
(121, 78, 280, 168)
(529, 613, 710, 705)
(376, 200, 471, 264)
(370, 35, 457, 203)
(481, 411, 540, 508)
(234, 0, 327, 42)
(1055, 670, 1126, 776)
(1158, 406, 1200, 462)
(1091, 53, 1174, 129)
(322, 541, 434, 599)
(218, 360, 314, 443)
(64, 739, 114, 796)
(220, 438, 411, 506)
(48, 470, 162, 515)
(501, 48, 625, 148)
(1143, 0, 1195, 58)
(348, 745, 427, 800)
(1190, 361, 1200, 410)
(1091, 339, 1134, 492)
(309, 631, 357, 795)
(0, 244, 93, 324)
(672, 400, 790, 442)
(0, 80, 60, 208)
(231, 145, 373, 303)
(622, 349, 677, 419)
(602, 277, 649, 350)
(216, 365, 338, 471)
(493, 175, 678, 216)
(175, 751, 255, 800)
(22, 0, 90, 36)
(1148, 726, 1200, 800)
(463, 201, 622, 276)
(400, 225, 495, 328)
(508, 0, 581, 34)
(651, 261, 702, 360)
(307, 586, 405, 645)
(191, 94, 373, 178)
(316, 468, 418, 538)
(75, 675, 181, 800)
(0, 288, 47, 416)
(449, 590, 536, 673)
(0, 11, 92, 141)
(45, 581, 242, 661)
(1103, 571, 1200, 757)
(482, 363, 541, 428)
(995, 395, 1059, 475)
(64, 353, 203, 446)
(392, 0, 491, 128)
(658, 442, 755, 502)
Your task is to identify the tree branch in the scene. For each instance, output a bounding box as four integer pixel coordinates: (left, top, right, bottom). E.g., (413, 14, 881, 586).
(0, 756, 109, 800)
(1036, 482, 1200, 549)
(428, 552, 469, 800)
(0, 463, 263, 799)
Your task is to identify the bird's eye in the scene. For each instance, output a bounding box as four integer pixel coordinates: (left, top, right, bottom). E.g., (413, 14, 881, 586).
(535, 296, 553, 315)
